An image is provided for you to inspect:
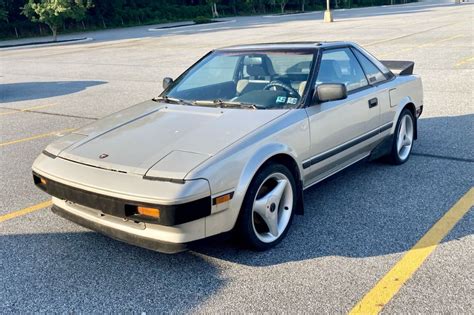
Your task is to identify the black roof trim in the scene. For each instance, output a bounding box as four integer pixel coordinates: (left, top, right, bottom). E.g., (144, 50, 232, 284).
(217, 41, 351, 51)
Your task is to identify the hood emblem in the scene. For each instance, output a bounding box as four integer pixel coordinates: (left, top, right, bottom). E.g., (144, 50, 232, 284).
(99, 153, 109, 159)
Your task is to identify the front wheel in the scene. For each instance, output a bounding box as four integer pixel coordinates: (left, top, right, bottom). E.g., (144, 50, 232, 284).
(236, 163, 297, 251)
(389, 108, 415, 165)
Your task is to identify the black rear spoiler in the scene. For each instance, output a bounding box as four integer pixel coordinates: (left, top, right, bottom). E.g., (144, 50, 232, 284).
(381, 60, 414, 75)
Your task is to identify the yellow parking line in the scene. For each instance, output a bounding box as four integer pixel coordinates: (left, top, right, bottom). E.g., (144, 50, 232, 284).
(364, 22, 461, 47)
(417, 34, 463, 48)
(0, 200, 52, 223)
(0, 128, 75, 147)
(455, 56, 474, 67)
(378, 35, 463, 58)
(0, 103, 57, 116)
(349, 187, 474, 315)
(0, 110, 17, 116)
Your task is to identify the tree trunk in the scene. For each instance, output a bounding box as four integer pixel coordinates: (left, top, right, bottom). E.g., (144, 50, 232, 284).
(280, 3, 285, 14)
(101, 16, 106, 28)
(259, 0, 266, 13)
(301, 0, 305, 12)
(49, 24, 58, 41)
(82, 20, 86, 30)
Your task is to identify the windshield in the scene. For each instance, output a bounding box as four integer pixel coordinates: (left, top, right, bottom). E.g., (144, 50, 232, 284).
(163, 50, 315, 109)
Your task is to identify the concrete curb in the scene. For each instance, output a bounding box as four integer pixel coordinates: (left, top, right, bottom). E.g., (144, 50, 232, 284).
(262, 2, 454, 18)
(0, 37, 93, 51)
(148, 19, 236, 32)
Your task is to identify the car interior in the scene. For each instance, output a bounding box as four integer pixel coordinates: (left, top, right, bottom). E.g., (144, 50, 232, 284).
(168, 53, 314, 109)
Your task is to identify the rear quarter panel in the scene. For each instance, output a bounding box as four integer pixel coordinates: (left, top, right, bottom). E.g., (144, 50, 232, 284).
(382, 75, 423, 129)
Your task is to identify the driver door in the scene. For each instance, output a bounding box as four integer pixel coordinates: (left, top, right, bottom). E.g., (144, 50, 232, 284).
(304, 48, 380, 186)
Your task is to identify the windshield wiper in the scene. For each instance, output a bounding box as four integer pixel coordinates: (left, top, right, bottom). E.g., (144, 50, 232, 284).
(194, 99, 259, 110)
(153, 96, 194, 106)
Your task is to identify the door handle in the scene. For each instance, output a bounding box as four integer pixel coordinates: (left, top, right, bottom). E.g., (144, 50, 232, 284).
(368, 98, 378, 108)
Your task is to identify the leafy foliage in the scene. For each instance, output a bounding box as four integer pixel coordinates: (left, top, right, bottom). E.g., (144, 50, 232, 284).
(1, 0, 418, 40)
(22, 0, 92, 40)
(194, 15, 213, 24)
(0, 0, 9, 21)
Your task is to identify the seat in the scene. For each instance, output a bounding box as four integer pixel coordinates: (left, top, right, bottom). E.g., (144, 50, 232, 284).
(236, 57, 275, 95)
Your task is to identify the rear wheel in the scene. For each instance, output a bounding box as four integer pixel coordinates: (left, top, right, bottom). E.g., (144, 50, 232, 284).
(389, 108, 415, 165)
(237, 163, 297, 251)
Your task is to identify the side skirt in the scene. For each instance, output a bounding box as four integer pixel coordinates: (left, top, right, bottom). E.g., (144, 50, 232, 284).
(369, 134, 394, 161)
(303, 152, 370, 191)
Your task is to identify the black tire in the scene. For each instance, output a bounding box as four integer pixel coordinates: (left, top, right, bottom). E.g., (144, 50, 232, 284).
(236, 163, 297, 251)
(388, 108, 415, 165)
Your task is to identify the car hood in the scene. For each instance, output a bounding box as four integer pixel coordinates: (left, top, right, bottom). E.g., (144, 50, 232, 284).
(54, 101, 287, 179)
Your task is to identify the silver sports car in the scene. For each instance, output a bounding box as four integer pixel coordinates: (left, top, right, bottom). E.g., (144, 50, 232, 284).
(32, 42, 423, 253)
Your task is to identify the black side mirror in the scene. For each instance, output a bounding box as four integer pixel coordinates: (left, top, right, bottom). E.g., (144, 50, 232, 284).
(162, 77, 173, 90)
(313, 83, 347, 103)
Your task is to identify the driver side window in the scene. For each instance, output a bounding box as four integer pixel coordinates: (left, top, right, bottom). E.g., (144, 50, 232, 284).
(316, 48, 368, 92)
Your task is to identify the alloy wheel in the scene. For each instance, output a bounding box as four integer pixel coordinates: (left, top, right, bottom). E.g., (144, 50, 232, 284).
(251, 172, 294, 243)
(397, 114, 414, 161)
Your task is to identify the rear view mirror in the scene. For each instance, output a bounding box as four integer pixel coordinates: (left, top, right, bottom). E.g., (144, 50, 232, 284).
(313, 83, 347, 103)
(162, 77, 173, 90)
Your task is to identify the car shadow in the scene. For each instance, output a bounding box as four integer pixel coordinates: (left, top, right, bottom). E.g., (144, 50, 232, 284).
(0, 231, 224, 312)
(1, 115, 472, 311)
(191, 114, 473, 266)
(0, 81, 107, 103)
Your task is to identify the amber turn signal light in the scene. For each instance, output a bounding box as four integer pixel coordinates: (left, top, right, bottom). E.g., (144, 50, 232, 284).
(40, 177, 47, 185)
(137, 206, 160, 218)
(214, 193, 232, 205)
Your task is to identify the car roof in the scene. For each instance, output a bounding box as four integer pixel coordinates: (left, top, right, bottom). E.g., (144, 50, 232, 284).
(217, 41, 354, 51)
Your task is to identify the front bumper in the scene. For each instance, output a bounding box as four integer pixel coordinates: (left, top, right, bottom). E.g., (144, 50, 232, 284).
(33, 172, 211, 226)
(32, 153, 235, 250)
(52, 204, 190, 254)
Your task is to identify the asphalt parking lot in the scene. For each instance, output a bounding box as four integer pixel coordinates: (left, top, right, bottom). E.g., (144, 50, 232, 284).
(1, 2, 473, 313)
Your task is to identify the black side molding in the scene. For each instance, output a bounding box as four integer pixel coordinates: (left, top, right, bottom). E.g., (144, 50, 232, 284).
(302, 123, 393, 169)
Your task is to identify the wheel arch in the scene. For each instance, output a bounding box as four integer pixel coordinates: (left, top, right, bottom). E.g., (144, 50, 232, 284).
(370, 100, 418, 161)
(232, 143, 304, 223)
(403, 102, 417, 140)
(392, 98, 417, 140)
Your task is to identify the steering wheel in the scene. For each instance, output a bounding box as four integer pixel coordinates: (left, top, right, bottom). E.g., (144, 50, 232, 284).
(263, 81, 299, 97)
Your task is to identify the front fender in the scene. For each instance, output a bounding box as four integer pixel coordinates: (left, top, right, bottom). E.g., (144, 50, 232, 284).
(204, 142, 301, 235)
(232, 142, 301, 216)
(186, 109, 310, 237)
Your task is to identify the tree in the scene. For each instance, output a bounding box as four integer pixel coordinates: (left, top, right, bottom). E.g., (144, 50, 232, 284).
(22, 0, 92, 41)
(206, 0, 219, 17)
(276, 0, 288, 14)
(0, 8, 7, 21)
(0, 0, 8, 22)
